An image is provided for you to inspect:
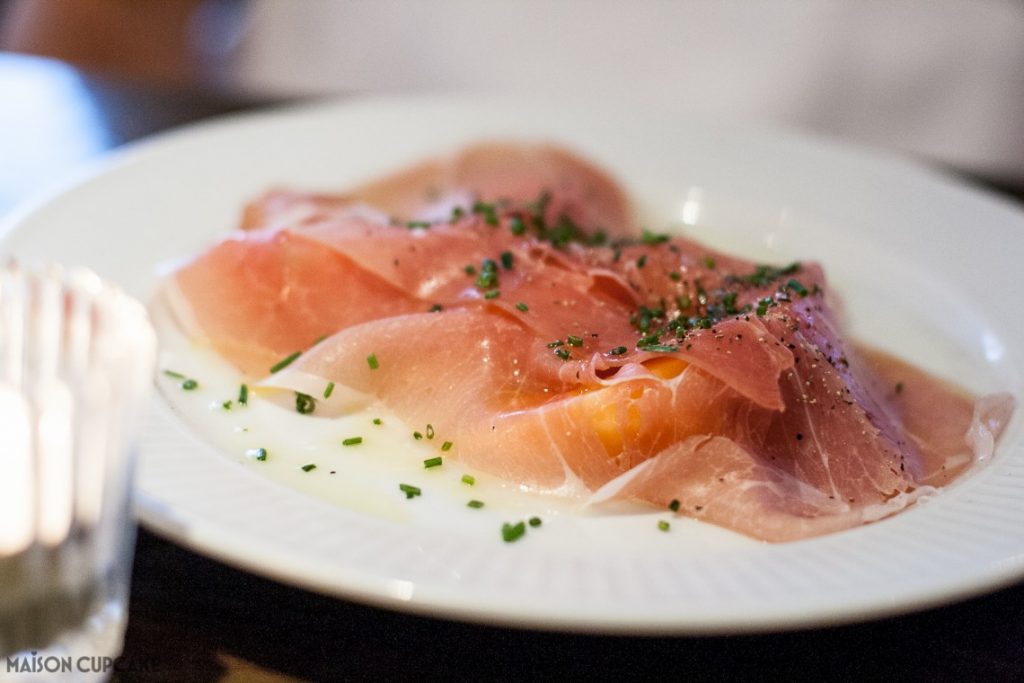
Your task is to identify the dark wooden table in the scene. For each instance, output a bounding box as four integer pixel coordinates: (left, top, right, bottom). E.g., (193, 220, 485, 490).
(2, 53, 1023, 682)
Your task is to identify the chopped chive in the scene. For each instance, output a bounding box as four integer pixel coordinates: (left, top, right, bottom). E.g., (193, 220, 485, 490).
(372, 418, 383, 425)
(472, 201, 499, 226)
(342, 436, 363, 447)
(509, 216, 526, 235)
(270, 351, 301, 374)
(483, 289, 501, 300)
(426, 424, 435, 439)
(295, 392, 316, 415)
(461, 474, 476, 486)
(475, 259, 499, 289)
(450, 206, 465, 222)
(222, 400, 233, 410)
(786, 279, 809, 297)
(658, 520, 671, 532)
(566, 335, 583, 347)
(500, 251, 514, 269)
(546, 339, 564, 348)
(406, 220, 431, 230)
(163, 369, 186, 379)
(238, 384, 249, 405)
(181, 378, 199, 391)
(467, 499, 485, 509)
(642, 229, 670, 245)
(367, 353, 379, 370)
(669, 271, 682, 281)
(423, 456, 443, 469)
(608, 346, 628, 356)
(247, 447, 268, 462)
(323, 382, 335, 399)
(502, 521, 527, 543)
(642, 344, 678, 353)
(554, 347, 571, 361)
(399, 483, 421, 499)
(516, 302, 529, 312)
(464, 264, 477, 275)
(703, 256, 717, 269)
(413, 431, 423, 440)
(441, 441, 453, 451)
(301, 463, 317, 472)
(669, 499, 681, 512)
(636, 254, 648, 269)
(528, 516, 542, 527)
(429, 303, 443, 312)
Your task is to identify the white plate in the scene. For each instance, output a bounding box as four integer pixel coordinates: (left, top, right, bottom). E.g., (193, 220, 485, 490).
(2, 96, 1022, 634)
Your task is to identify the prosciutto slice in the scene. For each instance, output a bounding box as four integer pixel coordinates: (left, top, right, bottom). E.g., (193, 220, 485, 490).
(164, 144, 1015, 542)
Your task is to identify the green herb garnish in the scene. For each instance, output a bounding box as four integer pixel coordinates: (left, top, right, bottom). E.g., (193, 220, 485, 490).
(270, 351, 301, 374)
(342, 437, 363, 447)
(642, 229, 670, 245)
(502, 521, 527, 543)
(423, 456, 443, 469)
(367, 353, 379, 370)
(399, 483, 422, 499)
(461, 474, 476, 486)
(295, 392, 316, 415)
(475, 258, 499, 289)
(323, 382, 335, 399)
(467, 500, 485, 509)
(786, 279, 809, 297)
(301, 463, 317, 472)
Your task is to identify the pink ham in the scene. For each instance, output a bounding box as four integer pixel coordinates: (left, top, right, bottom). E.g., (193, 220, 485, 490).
(165, 144, 1015, 542)
(241, 142, 632, 236)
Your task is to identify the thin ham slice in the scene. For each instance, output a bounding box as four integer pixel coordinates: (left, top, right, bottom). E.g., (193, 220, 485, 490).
(241, 142, 632, 236)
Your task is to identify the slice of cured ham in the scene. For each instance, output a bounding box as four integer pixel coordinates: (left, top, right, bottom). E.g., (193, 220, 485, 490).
(163, 144, 1015, 542)
(240, 142, 632, 236)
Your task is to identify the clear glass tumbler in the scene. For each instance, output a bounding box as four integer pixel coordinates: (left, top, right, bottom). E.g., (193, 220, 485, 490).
(0, 264, 155, 681)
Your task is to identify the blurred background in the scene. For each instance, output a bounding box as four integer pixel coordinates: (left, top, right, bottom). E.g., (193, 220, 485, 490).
(1, 0, 1024, 217)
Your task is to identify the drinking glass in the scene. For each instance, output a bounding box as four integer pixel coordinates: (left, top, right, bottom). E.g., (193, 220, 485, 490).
(0, 263, 155, 681)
